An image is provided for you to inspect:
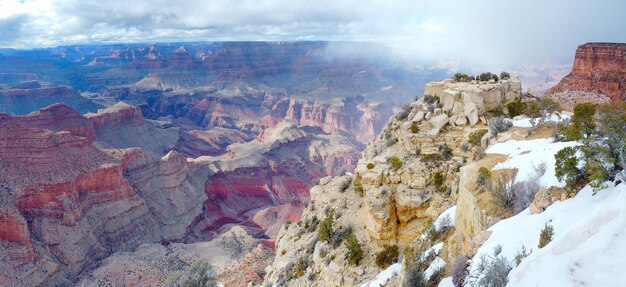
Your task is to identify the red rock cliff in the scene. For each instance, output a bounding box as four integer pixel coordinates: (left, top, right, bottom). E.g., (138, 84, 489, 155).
(548, 43, 626, 105)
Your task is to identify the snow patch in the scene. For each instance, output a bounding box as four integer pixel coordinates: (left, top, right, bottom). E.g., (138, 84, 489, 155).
(486, 138, 579, 188)
(438, 276, 454, 287)
(360, 263, 402, 287)
(511, 113, 571, 128)
(424, 257, 446, 280)
(433, 205, 457, 231)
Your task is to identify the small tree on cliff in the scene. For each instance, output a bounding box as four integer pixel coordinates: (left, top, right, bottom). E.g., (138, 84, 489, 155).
(318, 209, 334, 242)
(345, 232, 363, 266)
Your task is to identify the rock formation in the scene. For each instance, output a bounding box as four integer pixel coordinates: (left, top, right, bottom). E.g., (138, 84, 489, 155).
(547, 43, 626, 109)
(264, 78, 523, 286)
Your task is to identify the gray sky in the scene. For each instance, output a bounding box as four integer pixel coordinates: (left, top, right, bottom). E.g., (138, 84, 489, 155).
(1, 0, 625, 69)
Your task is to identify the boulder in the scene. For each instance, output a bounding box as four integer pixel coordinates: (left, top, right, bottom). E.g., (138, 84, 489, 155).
(434, 108, 442, 116)
(479, 116, 487, 125)
(412, 111, 425, 122)
(451, 102, 463, 115)
(402, 121, 413, 131)
(482, 88, 504, 111)
(429, 114, 449, 130)
(425, 112, 432, 120)
(427, 128, 440, 138)
(442, 89, 461, 111)
(530, 187, 567, 214)
(464, 102, 479, 126)
(455, 115, 468, 126)
(480, 131, 493, 148)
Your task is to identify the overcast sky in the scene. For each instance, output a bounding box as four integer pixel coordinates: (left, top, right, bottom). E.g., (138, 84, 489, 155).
(1, 0, 625, 69)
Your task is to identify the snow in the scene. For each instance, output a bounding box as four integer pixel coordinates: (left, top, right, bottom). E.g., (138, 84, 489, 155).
(424, 242, 444, 259)
(438, 277, 454, 287)
(486, 138, 579, 187)
(511, 113, 571, 128)
(433, 205, 457, 231)
(424, 257, 447, 280)
(465, 182, 626, 287)
(359, 263, 402, 287)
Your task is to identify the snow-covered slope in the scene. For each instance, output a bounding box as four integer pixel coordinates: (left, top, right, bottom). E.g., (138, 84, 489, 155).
(467, 182, 625, 287)
(465, 137, 626, 287)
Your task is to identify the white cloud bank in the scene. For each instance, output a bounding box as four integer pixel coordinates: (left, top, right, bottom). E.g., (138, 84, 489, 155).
(1, 0, 625, 68)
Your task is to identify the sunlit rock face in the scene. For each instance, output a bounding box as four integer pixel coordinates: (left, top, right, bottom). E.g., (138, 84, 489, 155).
(547, 43, 626, 109)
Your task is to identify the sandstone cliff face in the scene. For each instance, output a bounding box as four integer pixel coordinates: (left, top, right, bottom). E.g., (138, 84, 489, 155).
(547, 43, 626, 108)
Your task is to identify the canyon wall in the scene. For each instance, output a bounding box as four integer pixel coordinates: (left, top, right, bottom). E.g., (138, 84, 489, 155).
(547, 43, 626, 108)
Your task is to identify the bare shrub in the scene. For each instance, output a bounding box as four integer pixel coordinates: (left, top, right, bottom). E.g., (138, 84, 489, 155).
(164, 260, 217, 287)
(491, 174, 515, 211)
(514, 245, 531, 266)
(452, 256, 469, 287)
(375, 245, 399, 269)
(472, 245, 512, 287)
(489, 117, 512, 136)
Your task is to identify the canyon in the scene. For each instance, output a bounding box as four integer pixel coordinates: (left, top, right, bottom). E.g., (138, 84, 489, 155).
(0, 42, 446, 286)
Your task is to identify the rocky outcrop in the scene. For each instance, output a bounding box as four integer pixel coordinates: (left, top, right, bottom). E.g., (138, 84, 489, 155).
(547, 43, 626, 108)
(85, 102, 179, 155)
(424, 76, 522, 131)
(529, 186, 568, 214)
(0, 103, 96, 142)
(264, 78, 527, 286)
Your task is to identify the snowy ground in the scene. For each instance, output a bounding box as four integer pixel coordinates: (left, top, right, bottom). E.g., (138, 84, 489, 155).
(486, 138, 579, 187)
(466, 182, 625, 287)
(465, 135, 626, 286)
(511, 113, 571, 128)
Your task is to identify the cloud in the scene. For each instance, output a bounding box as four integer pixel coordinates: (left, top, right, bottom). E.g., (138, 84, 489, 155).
(0, 0, 625, 69)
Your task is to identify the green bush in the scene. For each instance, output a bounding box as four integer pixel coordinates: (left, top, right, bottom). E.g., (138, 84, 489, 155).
(420, 153, 442, 163)
(318, 209, 334, 242)
(507, 98, 525, 117)
(390, 156, 403, 170)
(293, 256, 309, 278)
(345, 232, 363, 266)
(411, 122, 419, 133)
(452, 73, 472, 82)
(367, 163, 375, 169)
(500, 71, 511, 80)
(524, 99, 542, 118)
(426, 227, 440, 243)
(423, 95, 440, 104)
(396, 104, 412, 121)
(477, 167, 491, 191)
(554, 147, 581, 188)
(375, 245, 399, 269)
(354, 177, 364, 197)
(560, 103, 597, 140)
(538, 224, 554, 248)
(468, 129, 489, 147)
(433, 171, 445, 192)
(440, 144, 453, 161)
